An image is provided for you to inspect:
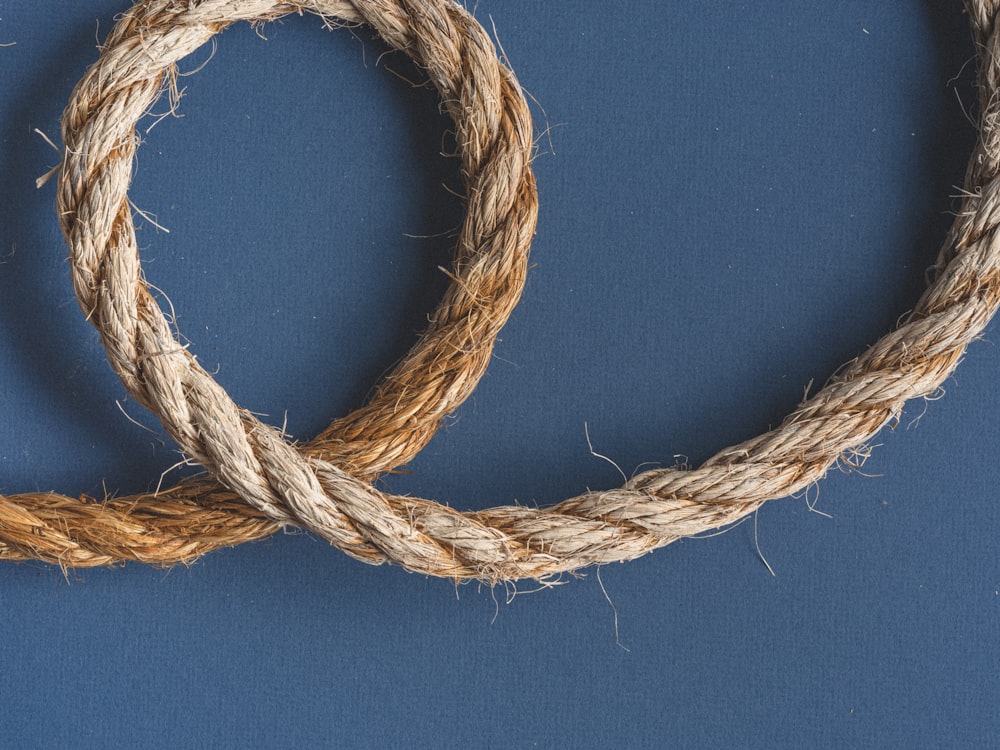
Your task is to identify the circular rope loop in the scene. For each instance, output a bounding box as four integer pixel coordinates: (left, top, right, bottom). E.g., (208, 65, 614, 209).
(0, 0, 536, 567)
(56, 0, 538, 569)
(9, 0, 1000, 582)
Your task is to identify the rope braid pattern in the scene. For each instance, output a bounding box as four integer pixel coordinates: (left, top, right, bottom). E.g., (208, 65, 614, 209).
(0, 0, 536, 567)
(7, 0, 1000, 581)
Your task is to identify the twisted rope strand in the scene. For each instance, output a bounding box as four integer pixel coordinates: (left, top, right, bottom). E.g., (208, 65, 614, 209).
(0, 0, 536, 566)
(9, 1, 999, 582)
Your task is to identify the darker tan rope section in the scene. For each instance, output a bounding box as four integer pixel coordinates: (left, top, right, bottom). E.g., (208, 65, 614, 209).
(0, 0, 537, 566)
(7, 1, 999, 582)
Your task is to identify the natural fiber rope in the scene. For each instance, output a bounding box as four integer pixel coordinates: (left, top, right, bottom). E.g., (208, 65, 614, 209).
(0, 0, 536, 566)
(10, 0, 1000, 581)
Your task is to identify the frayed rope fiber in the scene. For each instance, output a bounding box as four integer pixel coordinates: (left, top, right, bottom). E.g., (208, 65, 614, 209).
(1, 0, 537, 567)
(9, 0, 1000, 582)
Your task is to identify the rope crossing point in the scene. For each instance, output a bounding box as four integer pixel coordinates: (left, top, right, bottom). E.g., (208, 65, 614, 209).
(1, 0, 537, 567)
(8, 0, 1000, 581)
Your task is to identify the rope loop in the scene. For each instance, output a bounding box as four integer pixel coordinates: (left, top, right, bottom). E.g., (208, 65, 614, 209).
(0, 0, 536, 568)
(7, 0, 1000, 583)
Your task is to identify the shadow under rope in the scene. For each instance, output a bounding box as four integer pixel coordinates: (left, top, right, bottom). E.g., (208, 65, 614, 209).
(292, 28, 461, 435)
(0, 12, 167, 495)
(650, 7, 977, 463)
(693, 1, 981, 463)
(710, 5, 975, 478)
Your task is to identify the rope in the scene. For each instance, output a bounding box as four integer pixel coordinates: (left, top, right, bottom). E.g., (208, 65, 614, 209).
(11, 0, 1000, 582)
(0, 0, 536, 567)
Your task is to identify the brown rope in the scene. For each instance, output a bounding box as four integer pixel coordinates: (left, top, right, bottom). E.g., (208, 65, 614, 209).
(12, 0, 1000, 582)
(0, 0, 537, 567)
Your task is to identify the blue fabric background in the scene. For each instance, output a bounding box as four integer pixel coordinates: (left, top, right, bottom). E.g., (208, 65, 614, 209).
(1, 2, 997, 747)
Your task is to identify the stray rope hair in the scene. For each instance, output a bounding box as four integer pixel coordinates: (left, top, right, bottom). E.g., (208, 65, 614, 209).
(5, 0, 999, 583)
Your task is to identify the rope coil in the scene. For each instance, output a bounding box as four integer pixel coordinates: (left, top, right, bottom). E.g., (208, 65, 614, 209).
(7, 0, 1000, 582)
(0, 0, 536, 567)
